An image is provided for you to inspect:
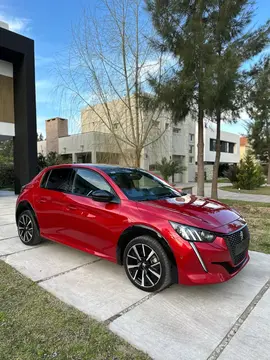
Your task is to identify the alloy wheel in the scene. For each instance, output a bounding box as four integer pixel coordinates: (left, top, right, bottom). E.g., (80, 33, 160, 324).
(126, 243, 162, 289)
(18, 214, 33, 243)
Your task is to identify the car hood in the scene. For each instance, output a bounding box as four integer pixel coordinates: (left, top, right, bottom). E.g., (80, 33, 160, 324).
(137, 194, 241, 230)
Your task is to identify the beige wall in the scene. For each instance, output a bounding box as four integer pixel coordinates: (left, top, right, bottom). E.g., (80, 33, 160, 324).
(240, 144, 251, 159)
(81, 99, 131, 135)
(0, 60, 15, 137)
(0, 70, 14, 124)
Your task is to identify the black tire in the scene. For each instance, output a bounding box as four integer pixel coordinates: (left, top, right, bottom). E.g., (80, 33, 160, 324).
(123, 235, 172, 292)
(17, 210, 42, 246)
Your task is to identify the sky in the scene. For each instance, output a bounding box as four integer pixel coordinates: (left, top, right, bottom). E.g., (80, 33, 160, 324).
(0, 0, 269, 137)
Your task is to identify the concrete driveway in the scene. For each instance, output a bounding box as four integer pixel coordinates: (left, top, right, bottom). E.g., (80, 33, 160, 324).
(1, 195, 270, 360)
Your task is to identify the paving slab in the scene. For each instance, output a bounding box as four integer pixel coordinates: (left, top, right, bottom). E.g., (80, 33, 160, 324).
(40, 260, 146, 321)
(219, 288, 270, 360)
(0, 223, 18, 240)
(0, 203, 16, 210)
(110, 252, 270, 360)
(0, 236, 41, 256)
(5, 241, 97, 281)
(0, 214, 15, 225)
(0, 211, 16, 217)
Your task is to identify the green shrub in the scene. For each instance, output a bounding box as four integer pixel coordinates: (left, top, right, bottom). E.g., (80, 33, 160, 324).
(236, 152, 265, 190)
(155, 157, 186, 182)
(0, 164, 14, 189)
(223, 164, 239, 184)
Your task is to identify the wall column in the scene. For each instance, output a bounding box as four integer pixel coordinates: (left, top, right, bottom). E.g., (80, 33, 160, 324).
(72, 153, 77, 163)
(92, 150, 96, 163)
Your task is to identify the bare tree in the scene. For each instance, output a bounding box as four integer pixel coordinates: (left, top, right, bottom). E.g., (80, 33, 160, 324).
(56, 0, 171, 167)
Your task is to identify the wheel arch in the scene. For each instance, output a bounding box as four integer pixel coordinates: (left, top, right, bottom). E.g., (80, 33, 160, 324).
(116, 225, 178, 282)
(16, 200, 39, 229)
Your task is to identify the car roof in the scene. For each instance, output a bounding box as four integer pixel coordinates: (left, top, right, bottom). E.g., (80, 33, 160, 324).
(45, 163, 140, 174)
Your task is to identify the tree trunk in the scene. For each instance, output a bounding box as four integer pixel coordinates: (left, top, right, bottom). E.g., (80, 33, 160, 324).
(135, 149, 141, 168)
(197, 105, 204, 196)
(268, 146, 270, 184)
(211, 109, 221, 199)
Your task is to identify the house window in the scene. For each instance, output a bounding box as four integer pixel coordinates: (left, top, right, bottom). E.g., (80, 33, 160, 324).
(189, 157, 194, 164)
(210, 139, 235, 153)
(189, 145, 194, 154)
(229, 142, 234, 153)
(221, 141, 227, 152)
(165, 123, 169, 129)
(210, 139, 216, 151)
(189, 133, 194, 142)
(113, 123, 118, 129)
(173, 127, 181, 133)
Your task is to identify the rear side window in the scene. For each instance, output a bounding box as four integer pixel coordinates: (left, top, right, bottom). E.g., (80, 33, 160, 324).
(45, 168, 73, 192)
(72, 168, 112, 196)
(40, 170, 51, 188)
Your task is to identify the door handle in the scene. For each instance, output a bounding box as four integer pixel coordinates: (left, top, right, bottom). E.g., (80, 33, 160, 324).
(39, 197, 47, 203)
(67, 205, 77, 210)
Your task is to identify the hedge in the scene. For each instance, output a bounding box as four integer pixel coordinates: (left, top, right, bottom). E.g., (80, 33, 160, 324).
(0, 164, 14, 189)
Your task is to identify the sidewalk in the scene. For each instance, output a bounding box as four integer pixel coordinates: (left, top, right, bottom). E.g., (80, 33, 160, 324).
(176, 182, 270, 203)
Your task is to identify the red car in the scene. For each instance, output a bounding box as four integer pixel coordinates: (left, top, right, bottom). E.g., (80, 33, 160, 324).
(16, 164, 250, 292)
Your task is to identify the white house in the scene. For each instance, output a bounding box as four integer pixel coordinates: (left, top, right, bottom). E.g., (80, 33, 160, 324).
(196, 122, 240, 180)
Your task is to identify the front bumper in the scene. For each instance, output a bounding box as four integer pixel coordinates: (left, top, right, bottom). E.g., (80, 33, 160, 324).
(170, 232, 250, 285)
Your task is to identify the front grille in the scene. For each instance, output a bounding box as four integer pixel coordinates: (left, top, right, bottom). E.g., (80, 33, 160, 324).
(223, 226, 250, 265)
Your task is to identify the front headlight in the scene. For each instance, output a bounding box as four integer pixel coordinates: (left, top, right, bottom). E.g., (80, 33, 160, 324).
(170, 221, 216, 243)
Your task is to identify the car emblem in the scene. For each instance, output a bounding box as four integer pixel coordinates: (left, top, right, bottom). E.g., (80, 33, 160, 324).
(240, 231, 244, 241)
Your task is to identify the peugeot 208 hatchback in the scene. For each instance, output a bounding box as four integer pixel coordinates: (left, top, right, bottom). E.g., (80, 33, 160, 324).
(16, 164, 250, 292)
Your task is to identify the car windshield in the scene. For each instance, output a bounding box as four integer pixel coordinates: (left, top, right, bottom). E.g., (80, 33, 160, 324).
(108, 169, 182, 201)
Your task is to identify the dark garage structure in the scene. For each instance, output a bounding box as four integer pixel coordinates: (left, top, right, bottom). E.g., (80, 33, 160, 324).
(0, 24, 37, 194)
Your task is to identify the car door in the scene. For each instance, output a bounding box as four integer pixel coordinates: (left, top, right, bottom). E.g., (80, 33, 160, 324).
(63, 167, 127, 260)
(33, 167, 74, 242)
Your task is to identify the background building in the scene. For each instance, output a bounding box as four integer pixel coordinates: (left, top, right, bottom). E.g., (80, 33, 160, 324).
(196, 123, 240, 179)
(38, 107, 240, 183)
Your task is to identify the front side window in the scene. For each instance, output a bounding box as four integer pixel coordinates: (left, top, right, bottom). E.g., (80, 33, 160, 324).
(108, 169, 181, 201)
(72, 168, 112, 196)
(45, 168, 73, 192)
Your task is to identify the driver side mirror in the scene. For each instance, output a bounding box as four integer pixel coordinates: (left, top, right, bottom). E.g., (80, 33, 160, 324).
(91, 189, 115, 203)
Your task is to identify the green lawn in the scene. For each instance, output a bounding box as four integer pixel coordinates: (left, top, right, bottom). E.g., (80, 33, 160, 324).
(0, 261, 149, 360)
(220, 199, 270, 254)
(220, 185, 270, 195)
